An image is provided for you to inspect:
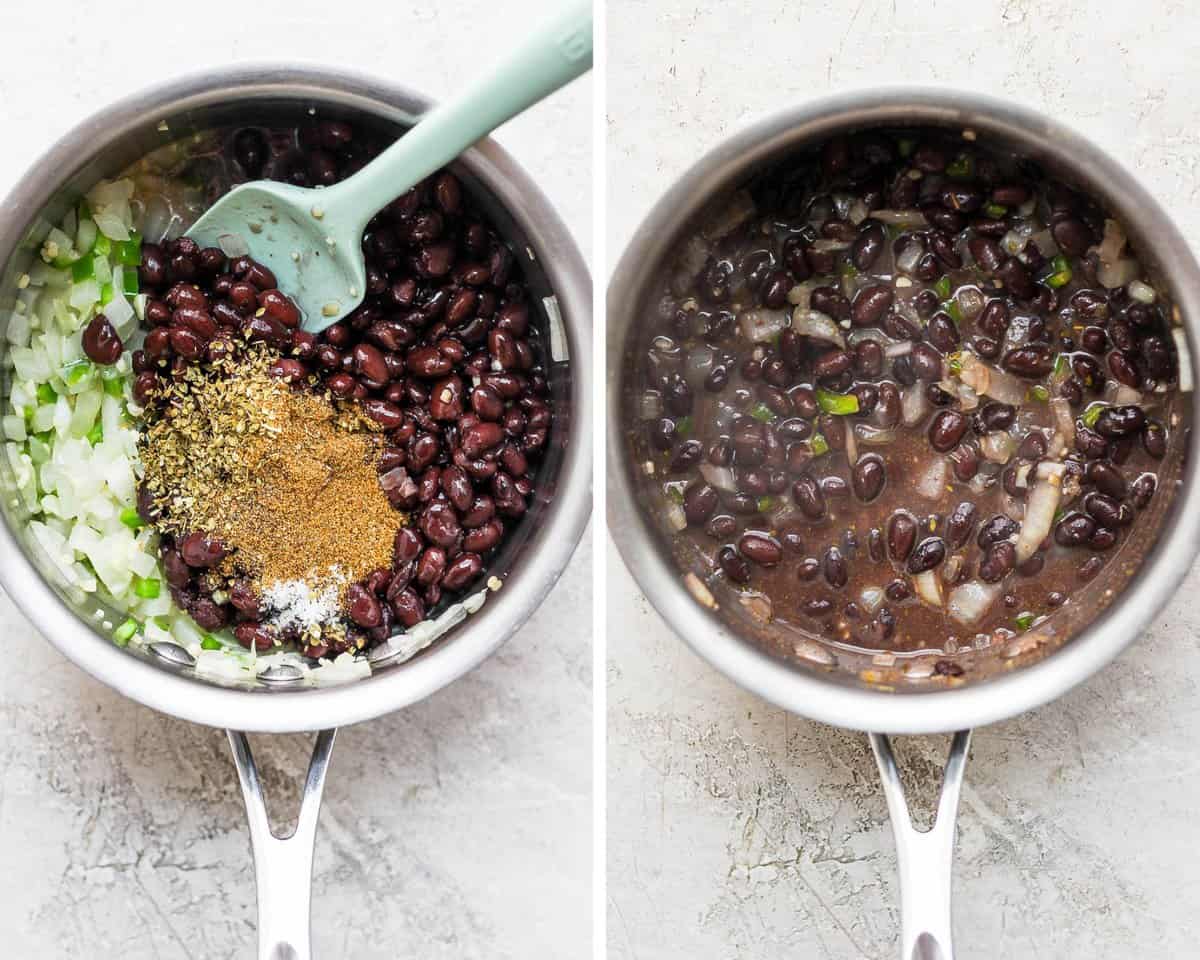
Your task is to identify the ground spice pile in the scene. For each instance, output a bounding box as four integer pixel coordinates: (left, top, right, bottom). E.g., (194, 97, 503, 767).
(139, 346, 400, 592)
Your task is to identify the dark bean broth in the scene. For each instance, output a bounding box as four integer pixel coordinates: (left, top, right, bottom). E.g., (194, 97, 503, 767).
(630, 128, 1186, 668)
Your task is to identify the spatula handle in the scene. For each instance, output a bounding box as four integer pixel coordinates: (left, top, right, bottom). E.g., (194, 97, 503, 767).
(324, 0, 592, 232)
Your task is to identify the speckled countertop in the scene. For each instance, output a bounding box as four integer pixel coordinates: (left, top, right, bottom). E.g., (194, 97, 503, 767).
(607, 1, 1200, 957)
(0, 2, 591, 957)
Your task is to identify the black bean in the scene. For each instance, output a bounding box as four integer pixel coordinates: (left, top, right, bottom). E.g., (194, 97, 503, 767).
(684, 483, 719, 524)
(718, 546, 752, 583)
(1132, 473, 1156, 509)
(1078, 556, 1105, 582)
(887, 512, 917, 562)
(926, 313, 960, 353)
(949, 443, 981, 482)
(1093, 405, 1146, 438)
(802, 597, 834, 617)
(1017, 431, 1047, 460)
(823, 546, 849, 588)
(761, 270, 792, 309)
(977, 514, 1018, 548)
(1141, 336, 1173, 380)
(978, 542, 1016, 583)
(1087, 460, 1128, 500)
(1051, 217, 1092, 256)
(705, 514, 737, 539)
(738, 531, 783, 566)
(885, 578, 911, 602)
(851, 285, 894, 327)
(1089, 527, 1118, 551)
(875, 382, 901, 427)
(1002, 344, 1053, 378)
(851, 221, 886, 271)
(791, 474, 827, 520)
(946, 501, 977, 548)
(907, 537, 947, 574)
(995, 257, 1035, 299)
(910, 343, 944, 382)
(797, 557, 821, 581)
(1107, 350, 1140, 388)
(851, 454, 886, 502)
(1142, 420, 1167, 459)
(813, 349, 853, 380)
(811, 286, 851, 321)
(1080, 326, 1108, 355)
(853, 339, 884, 377)
(940, 183, 984, 213)
(1054, 512, 1096, 547)
(649, 418, 677, 451)
(973, 401, 1016, 434)
(928, 410, 969, 452)
(968, 235, 1003, 273)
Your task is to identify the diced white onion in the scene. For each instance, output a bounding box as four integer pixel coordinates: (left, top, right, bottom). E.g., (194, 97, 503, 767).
(948, 580, 1003, 625)
(1049, 397, 1075, 450)
(1127, 280, 1157, 304)
(218, 233, 250, 258)
(738, 308, 789, 343)
(913, 570, 943, 607)
(1015, 469, 1063, 562)
(901, 384, 929, 427)
(683, 346, 716, 388)
(980, 431, 1016, 464)
(885, 340, 914, 359)
(895, 241, 923, 275)
(699, 462, 736, 492)
(791, 309, 846, 348)
(870, 209, 929, 228)
(854, 423, 896, 446)
(665, 501, 687, 532)
(639, 390, 663, 420)
(915, 457, 949, 499)
(1173, 328, 1193, 393)
(860, 586, 885, 614)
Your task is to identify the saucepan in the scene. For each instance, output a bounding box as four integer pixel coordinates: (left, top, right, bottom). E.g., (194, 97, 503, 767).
(0, 64, 591, 959)
(607, 88, 1200, 959)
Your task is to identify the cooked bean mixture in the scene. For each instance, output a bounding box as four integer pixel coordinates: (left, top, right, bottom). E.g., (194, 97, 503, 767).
(635, 129, 1182, 655)
(83, 121, 549, 657)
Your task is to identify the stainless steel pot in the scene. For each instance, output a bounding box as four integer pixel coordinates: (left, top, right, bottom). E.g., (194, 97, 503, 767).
(607, 88, 1200, 959)
(0, 63, 591, 959)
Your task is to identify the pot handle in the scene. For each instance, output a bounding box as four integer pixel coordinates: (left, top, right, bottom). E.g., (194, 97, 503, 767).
(868, 729, 972, 960)
(227, 728, 338, 960)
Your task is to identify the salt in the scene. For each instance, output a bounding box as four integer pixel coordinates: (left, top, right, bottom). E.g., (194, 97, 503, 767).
(264, 571, 346, 632)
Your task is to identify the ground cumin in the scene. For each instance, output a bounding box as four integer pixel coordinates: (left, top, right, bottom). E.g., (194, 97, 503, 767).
(139, 346, 401, 592)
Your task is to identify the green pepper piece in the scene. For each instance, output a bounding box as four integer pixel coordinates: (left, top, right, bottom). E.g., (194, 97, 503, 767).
(102, 375, 125, 399)
(132, 575, 161, 599)
(756, 495, 776, 513)
(815, 387, 860, 416)
(99, 282, 114, 305)
(665, 483, 685, 504)
(945, 153, 973, 178)
(92, 234, 111, 256)
(70, 252, 97, 283)
(897, 137, 916, 158)
(810, 433, 830, 457)
(35, 383, 57, 405)
(119, 506, 145, 530)
(749, 402, 776, 423)
(675, 415, 693, 438)
(64, 359, 93, 386)
(1045, 254, 1072, 289)
(944, 299, 964, 324)
(122, 270, 139, 295)
(77, 199, 92, 222)
(1026, 385, 1049, 403)
(984, 202, 1008, 219)
(1014, 612, 1035, 631)
(933, 275, 952, 300)
(1082, 403, 1106, 428)
(112, 617, 138, 646)
(114, 230, 142, 266)
(201, 635, 223, 651)
(85, 422, 103, 446)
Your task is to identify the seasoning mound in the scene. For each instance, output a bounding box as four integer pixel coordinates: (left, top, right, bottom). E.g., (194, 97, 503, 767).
(139, 346, 401, 594)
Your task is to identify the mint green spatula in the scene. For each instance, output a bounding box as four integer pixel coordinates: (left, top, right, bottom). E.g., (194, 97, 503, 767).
(186, 0, 591, 333)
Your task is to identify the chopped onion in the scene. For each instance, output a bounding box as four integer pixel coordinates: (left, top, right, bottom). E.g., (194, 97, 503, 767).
(665, 501, 687, 532)
(854, 423, 896, 446)
(942, 554, 963, 583)
(980, 431, 1016, 464)
(901, 383, 929, 427)
(1049, 397, 1075, 449)
(740, 592, 773, 623)
(739, 308, 789, 342)
(1098, 257, 1139, 289)
(913, 570, 943, 607)
(847, 198, 869, 225)
(885, 340, 914, 359)
(809, 238, 851, 254)
(638, 390, 663, 420)
(958, 352, 1026, 406)
(844, 422, 858, 464)
(791, 309, 846, 348)
(948, 580, 1003, 625)
(915, 457, 950, 499)
(702, 189, 756, 239)
(700, 462, 736, 492)
(1001, 222, 1035, 256)
(714, 402, 738, 430)
(1093, 217, 1126, 266)
(860, 586, 885, 614)
(1173, 328, 1193, 392)
(379, 466, 417, 501)
(870, 209, 929, 229)
(1028, 228, 1060, 259)
(787, 280, 822, 309)
(218, 233, 250, 258)
(895, 241, 923, 275)
(1015, 464, 1065, 562)
(955, 286, 985, 321)
(1127, 280, 1157, 304)
(683, 346, 715, 388)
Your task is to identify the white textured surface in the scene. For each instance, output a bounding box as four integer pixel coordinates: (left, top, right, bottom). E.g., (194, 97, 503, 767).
(607, 2, 1200, 957)
(0, 2, 592, 957)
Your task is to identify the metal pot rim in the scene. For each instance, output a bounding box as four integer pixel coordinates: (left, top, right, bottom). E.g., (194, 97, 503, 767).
(0, 62, 592, 732)
(607, 86, 1200, 734)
